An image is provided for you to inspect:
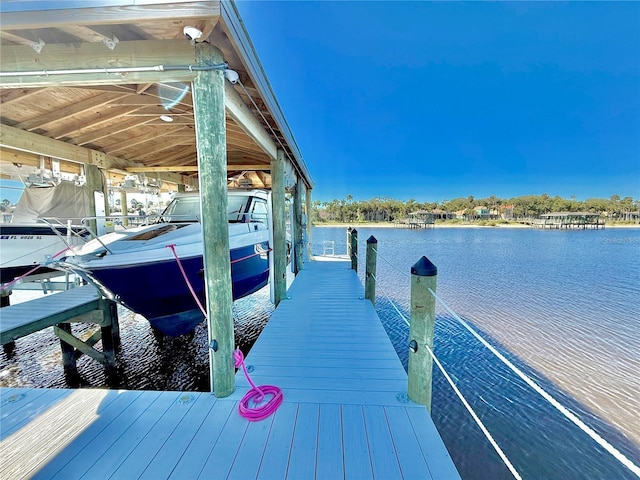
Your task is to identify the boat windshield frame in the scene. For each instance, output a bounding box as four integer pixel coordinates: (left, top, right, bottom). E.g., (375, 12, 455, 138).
(158, 194, 253, 224)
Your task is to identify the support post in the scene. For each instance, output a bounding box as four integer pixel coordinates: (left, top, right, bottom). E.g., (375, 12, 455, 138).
(58, 323, 78, 378)
(347, 227, 352, 257)
(271, 149, 287, 306)
(407, 256, 438, 412)
(85, 164, 103, 234)
(293, 180, 303, 274)
(365, 236, 377, 305)
(350, 228, 358, 271)
(193, 42, 234, 397)
(1, 290, 14, 354)
(305, 188, 313, 260)
(119, 190, 129, 227)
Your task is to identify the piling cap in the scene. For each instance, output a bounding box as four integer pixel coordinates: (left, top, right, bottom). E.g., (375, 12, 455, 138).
(411, 256, 437, 276)
(367, 235, 377, 244)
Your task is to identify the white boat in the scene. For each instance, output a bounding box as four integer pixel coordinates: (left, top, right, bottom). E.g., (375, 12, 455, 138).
(56, 189, 273, 336)
(0, 181, 90, 286)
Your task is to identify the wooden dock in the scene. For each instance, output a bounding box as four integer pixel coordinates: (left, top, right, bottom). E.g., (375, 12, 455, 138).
(0, 258, 459, 479)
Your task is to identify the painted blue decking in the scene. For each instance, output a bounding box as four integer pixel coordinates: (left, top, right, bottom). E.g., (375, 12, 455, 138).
(0, 258, 459, 479)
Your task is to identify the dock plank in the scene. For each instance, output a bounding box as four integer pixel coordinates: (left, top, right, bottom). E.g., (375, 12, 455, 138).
(0, 285, 101, 344)
(109, 392, 201, 480)
(137, 393, 215, 480)
(316, 403, 344, 480)
(256, 402, 298, 480)
(286, 403, 319, 479)
(167, 399, 234, 479)
(31, 390, 145, 479)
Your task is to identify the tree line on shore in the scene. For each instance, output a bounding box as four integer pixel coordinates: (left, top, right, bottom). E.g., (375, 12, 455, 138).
(313, 194, 640, 223)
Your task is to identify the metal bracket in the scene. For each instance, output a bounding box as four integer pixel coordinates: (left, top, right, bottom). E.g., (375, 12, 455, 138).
(30, 39, 45, 54)
(102, 35, 119, 50)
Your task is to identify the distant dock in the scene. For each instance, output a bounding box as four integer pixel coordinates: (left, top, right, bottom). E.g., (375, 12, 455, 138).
(532, 212, 605, 229)
(0, 258, 459, 479)
(395, 211, 435, 229)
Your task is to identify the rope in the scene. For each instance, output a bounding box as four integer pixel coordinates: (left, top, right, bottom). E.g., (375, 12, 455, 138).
(166, 244, 207, 317)
(370, 272, 410, 325)
(1, 247, 70, 291)
(367, 244, 640, 476)
(234, 349, 283, 422)
(425, 341, 524, 480)
(166, 244, 284, 422)
(428, 287, 640, 478)
(372, 246, 411, 278)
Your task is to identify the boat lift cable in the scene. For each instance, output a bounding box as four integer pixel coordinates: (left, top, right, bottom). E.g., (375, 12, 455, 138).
(236, 79, 300, 171)
(371, 247, 640, 477)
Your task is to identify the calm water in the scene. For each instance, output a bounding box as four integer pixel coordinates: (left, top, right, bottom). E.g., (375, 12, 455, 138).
(312, 226, 640, 480)
(1, 226, 639, 479)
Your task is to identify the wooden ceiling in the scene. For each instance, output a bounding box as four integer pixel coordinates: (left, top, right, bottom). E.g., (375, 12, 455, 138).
(0, 1, 311, 192)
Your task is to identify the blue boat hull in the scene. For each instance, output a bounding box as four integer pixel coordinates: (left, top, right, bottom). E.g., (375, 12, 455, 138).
(87, 242, 270, 336)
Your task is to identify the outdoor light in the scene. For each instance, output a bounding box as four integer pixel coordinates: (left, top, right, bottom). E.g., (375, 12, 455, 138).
(160, 114, 174, 122)
(183, 26, 202, 42)
(224, 69, 239, 84)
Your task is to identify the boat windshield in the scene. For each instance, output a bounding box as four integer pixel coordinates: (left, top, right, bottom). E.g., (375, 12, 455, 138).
(159, 194, 251, 223)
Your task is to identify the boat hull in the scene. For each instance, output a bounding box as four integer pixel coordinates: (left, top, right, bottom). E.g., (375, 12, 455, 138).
(79, 241, 270, 336)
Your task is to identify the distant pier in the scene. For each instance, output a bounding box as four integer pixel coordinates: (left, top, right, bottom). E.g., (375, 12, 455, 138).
(532, 212, 605, 229)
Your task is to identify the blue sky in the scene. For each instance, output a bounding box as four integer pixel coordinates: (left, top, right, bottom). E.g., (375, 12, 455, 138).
(236, 1, 640, 203)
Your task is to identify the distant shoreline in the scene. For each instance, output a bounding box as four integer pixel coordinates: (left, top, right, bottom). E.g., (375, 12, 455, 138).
(312, 222, 640, 229)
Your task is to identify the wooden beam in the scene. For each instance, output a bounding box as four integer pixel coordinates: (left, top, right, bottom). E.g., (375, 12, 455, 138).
(0, 2, 221, 29)
(126, 165, 198, 173)
(0, 123, 196, 188)
(224, 82, 277, 160)
(0, 40, 197, 88)
(14, 92, 128, 131)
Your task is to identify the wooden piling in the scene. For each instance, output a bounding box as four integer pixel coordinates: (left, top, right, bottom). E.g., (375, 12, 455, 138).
(350, 228, 358, 271)
(193, 42, 234, 398)
(119, 191, 129, 227)
(293, 180, 303, 274)
(365, 236, 377, 306)
(408, 256, 438, 412)
(271, 149, 287, 306)
(347, 227, 352, 257)
(305, 188, 313, 261)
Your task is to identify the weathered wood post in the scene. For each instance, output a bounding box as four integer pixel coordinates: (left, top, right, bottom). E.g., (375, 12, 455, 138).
(350, 228, 358, 271)
(1, 290, 14, 353)
(293, 180, 303, 274)
(365, 236, 377, 305)
(347, 227, 352, 257)
(271, 149, 287, 306)
(58, 322, 78, 378)
(408, 256, 438, 412)
(119, 191, 129, 227)
(193, 42, 235, 397)
(305, 188, 313, 260)
(85, 164, 103, 234)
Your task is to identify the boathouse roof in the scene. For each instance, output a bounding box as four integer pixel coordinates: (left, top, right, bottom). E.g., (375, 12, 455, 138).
(0, 0, 312, 193)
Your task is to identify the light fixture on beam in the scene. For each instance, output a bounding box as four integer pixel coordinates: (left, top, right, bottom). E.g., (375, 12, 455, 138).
(160, 114, 174, 122)
(183, 26, 202, 44)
